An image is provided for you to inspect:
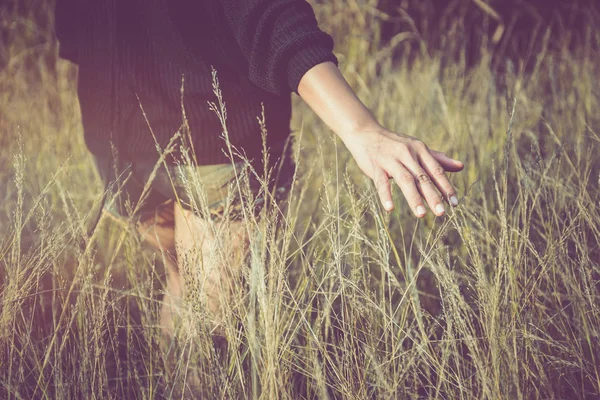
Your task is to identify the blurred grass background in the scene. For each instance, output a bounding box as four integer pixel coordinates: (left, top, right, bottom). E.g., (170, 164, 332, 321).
(1, 0, 599, 398)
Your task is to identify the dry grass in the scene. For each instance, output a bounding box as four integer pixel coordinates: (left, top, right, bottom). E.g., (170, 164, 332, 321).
(1, 0, 599, 398)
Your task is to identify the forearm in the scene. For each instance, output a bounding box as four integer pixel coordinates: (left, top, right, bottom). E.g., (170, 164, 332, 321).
(297, 61, 381, 141)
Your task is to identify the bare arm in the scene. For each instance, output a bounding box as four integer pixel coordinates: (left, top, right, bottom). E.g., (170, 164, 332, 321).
(298, 61, 464, 218)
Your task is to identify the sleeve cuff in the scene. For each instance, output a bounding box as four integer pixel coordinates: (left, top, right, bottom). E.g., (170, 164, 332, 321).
(287, 46, 338, 94)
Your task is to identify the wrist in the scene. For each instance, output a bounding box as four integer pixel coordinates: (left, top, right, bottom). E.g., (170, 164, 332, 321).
(338, 119, 384, 144)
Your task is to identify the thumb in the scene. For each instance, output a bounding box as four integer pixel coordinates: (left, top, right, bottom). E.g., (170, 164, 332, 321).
(431, 150, 464, 172)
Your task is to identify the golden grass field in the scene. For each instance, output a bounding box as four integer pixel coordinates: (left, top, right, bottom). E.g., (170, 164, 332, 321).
(1, 1, 599, 398)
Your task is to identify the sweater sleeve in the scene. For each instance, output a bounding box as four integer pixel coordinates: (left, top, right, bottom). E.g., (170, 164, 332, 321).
(219, 0, 338, 95)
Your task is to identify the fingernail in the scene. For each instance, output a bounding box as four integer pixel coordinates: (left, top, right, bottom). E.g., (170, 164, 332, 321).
(416, 205, 426, 216)
(435, 204, 445, 214)
(385, 201, 393, 211)
(450, 196, 459, 206)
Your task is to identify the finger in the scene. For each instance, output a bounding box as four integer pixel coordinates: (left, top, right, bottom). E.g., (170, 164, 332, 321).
(430, 150, 464, 172)
(418, 150, 459, 207)
(373, 167, 394, 211)
(384, 161, 427, 218)
(400, 156, 446, 216)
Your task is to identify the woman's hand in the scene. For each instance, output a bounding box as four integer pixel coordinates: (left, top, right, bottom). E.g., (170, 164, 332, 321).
(342, 127, 464, 217)
(297, 61, 464, 217)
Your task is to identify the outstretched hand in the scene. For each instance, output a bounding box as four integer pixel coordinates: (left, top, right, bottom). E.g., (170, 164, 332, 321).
(342, 127, 464, 217)
(297, 61, 464, 218)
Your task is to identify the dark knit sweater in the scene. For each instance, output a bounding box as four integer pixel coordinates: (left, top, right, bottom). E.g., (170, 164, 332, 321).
(54, 0, 337, 165)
